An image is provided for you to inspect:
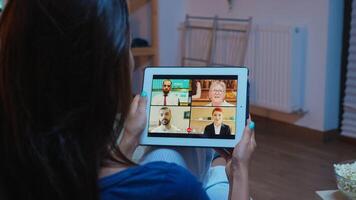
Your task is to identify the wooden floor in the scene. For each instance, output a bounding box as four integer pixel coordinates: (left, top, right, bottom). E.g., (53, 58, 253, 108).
(249, 117, 356, 200)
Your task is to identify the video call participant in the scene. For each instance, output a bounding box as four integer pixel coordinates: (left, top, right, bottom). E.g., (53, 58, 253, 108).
(151, 79, 180, 106)
(206, 81, 234, 107)
(203, 107, 231, 137)
(151, 107, 180, 132)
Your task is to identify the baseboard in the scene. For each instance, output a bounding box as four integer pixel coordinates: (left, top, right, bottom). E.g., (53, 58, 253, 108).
(339, 134, 356, 145)
(322, 129, 356, 144)
(253, 116, 355, 144)
(250, 105, 304, 124)
(322, 129, 340, 143)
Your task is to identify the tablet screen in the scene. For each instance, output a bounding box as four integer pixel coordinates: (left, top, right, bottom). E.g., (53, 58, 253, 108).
(148, 75, 237, 139)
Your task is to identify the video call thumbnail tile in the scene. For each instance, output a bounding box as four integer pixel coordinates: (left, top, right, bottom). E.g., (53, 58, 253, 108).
(151, 79, 190, 106)
(191, 79, 237, 107)
(149, 106, 190, 133)
(190, 107, 236, 136)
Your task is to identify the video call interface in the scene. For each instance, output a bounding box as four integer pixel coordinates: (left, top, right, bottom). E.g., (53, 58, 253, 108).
(148, 75, 238, 139)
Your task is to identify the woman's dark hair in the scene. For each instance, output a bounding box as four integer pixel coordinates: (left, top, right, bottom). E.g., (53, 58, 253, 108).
(0, 0, 132, 199)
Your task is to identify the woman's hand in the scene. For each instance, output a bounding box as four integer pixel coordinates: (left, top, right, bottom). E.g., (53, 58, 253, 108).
(119, 93, 147, 159)
(215, 119, 256, 172)
(214, 118, 256, 200)
(231, 119, 256, 170)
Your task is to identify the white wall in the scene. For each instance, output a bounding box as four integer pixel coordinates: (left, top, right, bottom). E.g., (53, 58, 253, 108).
(158, 0, 186, 65)
(130, 2, 152, 44)
(157, 0, 343, 131)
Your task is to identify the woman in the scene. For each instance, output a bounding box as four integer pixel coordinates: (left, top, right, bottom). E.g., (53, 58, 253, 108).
(0, 0, 256, 200)
(203, 107, 232, 138)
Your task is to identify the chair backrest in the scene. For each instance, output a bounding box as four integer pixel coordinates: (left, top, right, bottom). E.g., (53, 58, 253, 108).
(181, 15, 252, 67)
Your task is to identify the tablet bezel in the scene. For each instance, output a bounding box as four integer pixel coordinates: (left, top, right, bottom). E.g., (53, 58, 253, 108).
(140, 66, 248, 148)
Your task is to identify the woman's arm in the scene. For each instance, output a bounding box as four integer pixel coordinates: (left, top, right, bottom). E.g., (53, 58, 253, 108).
(228, 162, 250, 200)
(119, 93, 147, 159)
(229, 120, 256, 200)
(216, 119, 256, 200)
(100, 94, 147, 178)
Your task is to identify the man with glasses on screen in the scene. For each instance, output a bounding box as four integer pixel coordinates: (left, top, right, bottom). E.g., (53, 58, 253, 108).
(151, 107, 180, 133)
(206, 81, 234, 107)
(151, 79, 180, 106)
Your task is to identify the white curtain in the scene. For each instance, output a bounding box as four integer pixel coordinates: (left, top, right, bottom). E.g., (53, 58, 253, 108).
(341, 1, 356, 138)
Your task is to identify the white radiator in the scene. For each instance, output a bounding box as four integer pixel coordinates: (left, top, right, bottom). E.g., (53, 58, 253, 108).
(245, 24, 306, 113)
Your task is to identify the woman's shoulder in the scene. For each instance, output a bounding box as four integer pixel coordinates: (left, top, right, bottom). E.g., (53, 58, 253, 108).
(99, 161, 209, 200)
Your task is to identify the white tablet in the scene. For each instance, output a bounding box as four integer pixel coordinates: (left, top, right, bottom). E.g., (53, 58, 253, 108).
(140, 66, 249, 148)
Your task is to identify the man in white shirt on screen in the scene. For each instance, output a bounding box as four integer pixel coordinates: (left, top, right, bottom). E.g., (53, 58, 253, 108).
(151, 79, 180, 106)
(151, 107, 180, 133)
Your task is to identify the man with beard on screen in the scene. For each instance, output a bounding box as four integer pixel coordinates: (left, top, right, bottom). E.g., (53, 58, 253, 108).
(151, 107, 180, 133)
